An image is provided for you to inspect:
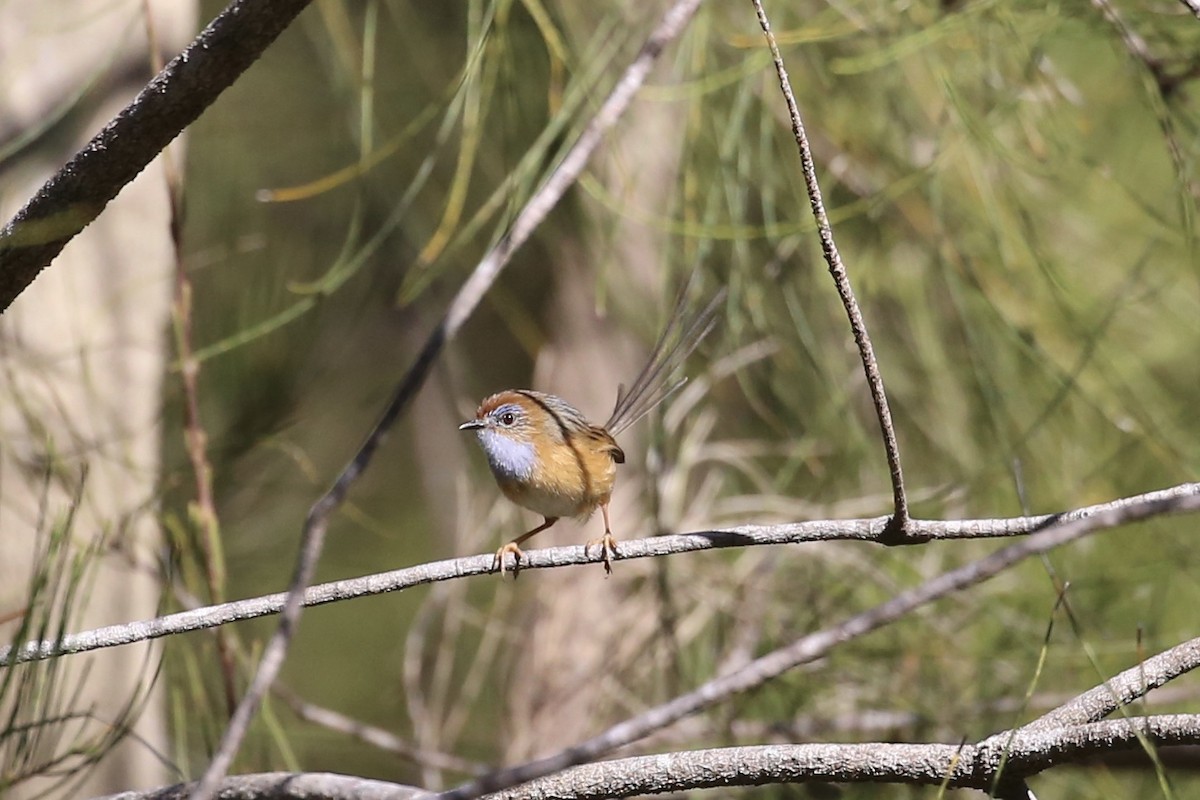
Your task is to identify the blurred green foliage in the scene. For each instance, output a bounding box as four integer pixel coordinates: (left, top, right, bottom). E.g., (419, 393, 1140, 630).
(163, 0, 1199, 796)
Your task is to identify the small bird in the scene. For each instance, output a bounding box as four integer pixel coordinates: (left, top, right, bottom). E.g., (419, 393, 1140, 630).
(460, 288, 723, 575)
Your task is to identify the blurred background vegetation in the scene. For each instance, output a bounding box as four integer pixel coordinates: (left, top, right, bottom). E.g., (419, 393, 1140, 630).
(6, 0, 1200, 796)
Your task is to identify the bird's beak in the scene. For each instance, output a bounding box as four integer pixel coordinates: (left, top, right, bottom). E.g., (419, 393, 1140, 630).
(459, 419, 484, 431)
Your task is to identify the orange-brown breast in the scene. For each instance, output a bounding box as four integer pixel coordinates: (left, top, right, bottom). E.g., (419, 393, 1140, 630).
(518, 423, 622, 520)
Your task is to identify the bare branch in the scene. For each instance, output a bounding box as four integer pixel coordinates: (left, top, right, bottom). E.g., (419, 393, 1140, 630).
(92, 716, 1200, 799)
(1088, 0, 1195, 202)
(2, 482, 1196, 668)
(0, 0, 314, 311)
(1023, 636, 1200, 731)
(493, 717, 1200, 799)
(274, 686, 487, 775)
(94, 771, 423, 800)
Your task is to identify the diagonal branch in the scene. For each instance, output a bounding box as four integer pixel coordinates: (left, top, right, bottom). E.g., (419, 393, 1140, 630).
(0, 0, 314, 311)
(1021, 636, 1200, 731)
(188, 0, 707, 797)
(751, 0, 910, 533)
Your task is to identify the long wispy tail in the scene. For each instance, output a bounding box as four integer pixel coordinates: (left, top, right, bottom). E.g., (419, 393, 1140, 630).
(604, 283, 726, 437)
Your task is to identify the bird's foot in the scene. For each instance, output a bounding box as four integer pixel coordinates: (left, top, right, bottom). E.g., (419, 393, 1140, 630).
(492, 542, 526, 577)
(584, 532, 619, 575)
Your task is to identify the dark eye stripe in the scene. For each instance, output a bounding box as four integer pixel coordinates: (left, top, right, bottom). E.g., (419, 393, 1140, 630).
(514, 390, 588, 433)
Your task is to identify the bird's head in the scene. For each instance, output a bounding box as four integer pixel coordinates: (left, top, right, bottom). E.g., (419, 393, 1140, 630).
(459, 391, 545, 481)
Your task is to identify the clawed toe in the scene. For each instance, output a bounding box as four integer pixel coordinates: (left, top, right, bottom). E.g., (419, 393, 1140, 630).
(584, 532, 620, 575)
(493, 542, 525, 577)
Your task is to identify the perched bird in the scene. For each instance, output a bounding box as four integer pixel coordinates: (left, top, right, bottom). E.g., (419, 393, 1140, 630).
(460, 289, 723, 575)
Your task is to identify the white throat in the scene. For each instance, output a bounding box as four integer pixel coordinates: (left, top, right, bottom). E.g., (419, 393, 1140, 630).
(476, 429, 536, 482)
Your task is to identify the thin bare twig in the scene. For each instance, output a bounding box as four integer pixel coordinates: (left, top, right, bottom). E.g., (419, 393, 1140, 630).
(0, 0, 314, 311)
(142, 0, 239, 718)
(188, 0, 706, 796)
(750, 0, 910, 532)
(2, 482, 1196, 668)
(1091, 0, 1200, 98)
(1088, 0, 1197, 213)
(168, 247, 239, 719)
(655, 683, 1200, 746)
(274, 686, 487, 775)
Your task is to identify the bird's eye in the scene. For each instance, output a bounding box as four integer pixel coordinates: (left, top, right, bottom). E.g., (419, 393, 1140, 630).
(499, 412, 517, 427)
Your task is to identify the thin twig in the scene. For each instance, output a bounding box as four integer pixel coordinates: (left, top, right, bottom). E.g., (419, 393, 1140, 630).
(188, 0, 706, 796)
(657, 682, 1200, 745)
(274, 686, 487, 775)
(750, 0, 910, 533)
(1088, 0, 1196, 204)
(169, 248, 239, 719)
(142, 0, 239, 718)
(2, 482, 1196, 668)
(0, 0, 315, 311)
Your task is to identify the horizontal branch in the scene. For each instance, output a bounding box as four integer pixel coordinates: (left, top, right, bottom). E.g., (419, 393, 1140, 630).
(92, 715, 1200, 800)
(92, 771, 423, 800)
(2, 482, 1196, 668)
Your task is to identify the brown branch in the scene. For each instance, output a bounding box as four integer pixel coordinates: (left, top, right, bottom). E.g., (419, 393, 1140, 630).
(0, 0, 315, 312)
(142, 0, 240, 719)
(750, 0, 910, 533)
(187, 0, 707, 796)
(1088, 0, 1195, 201)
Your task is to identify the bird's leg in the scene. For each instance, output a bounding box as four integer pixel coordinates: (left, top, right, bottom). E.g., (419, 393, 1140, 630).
(495, 516, 558, 576)
(584, 503, 619, 575)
